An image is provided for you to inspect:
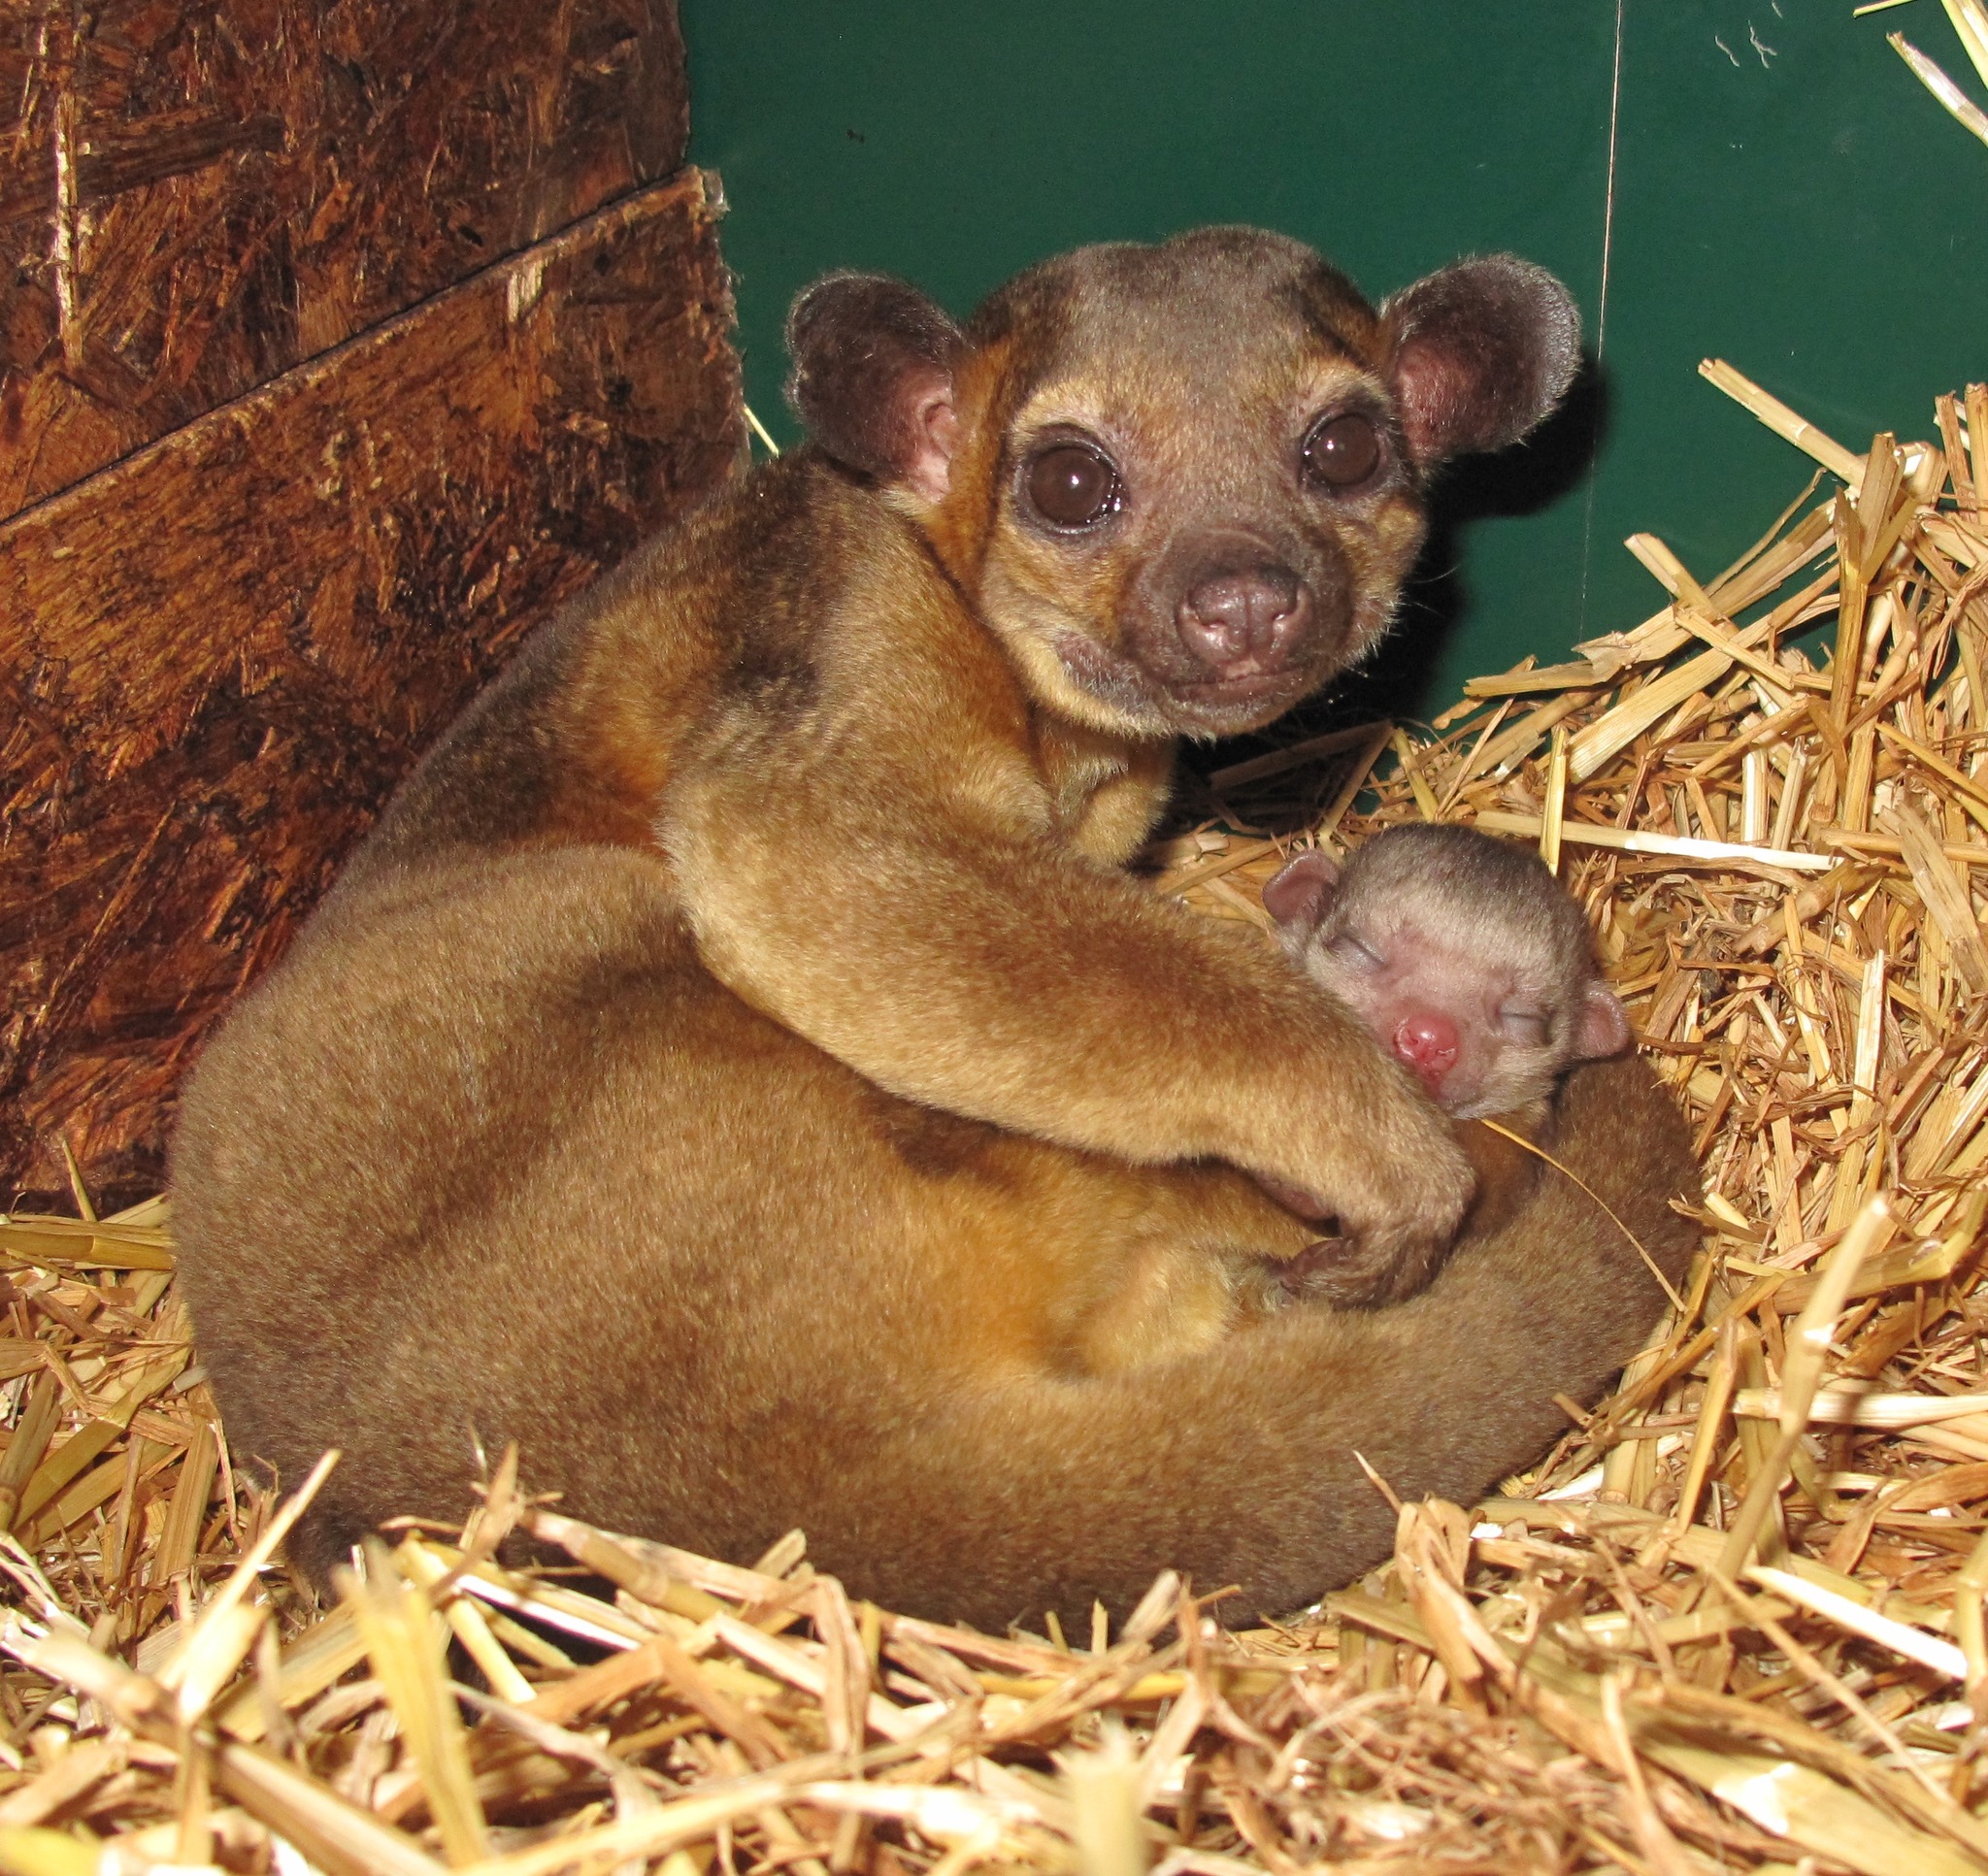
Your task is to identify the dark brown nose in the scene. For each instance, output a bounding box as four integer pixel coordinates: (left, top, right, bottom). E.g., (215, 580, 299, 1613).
(1176, 566, 1312, 675)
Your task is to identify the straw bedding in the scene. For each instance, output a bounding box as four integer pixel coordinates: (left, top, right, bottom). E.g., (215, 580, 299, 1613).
(5, 371, 1988, 1875)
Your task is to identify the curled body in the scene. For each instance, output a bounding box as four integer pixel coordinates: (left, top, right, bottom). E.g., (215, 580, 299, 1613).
(171, 228, 1696, 1630)
(1078, 825, 1640, 1369)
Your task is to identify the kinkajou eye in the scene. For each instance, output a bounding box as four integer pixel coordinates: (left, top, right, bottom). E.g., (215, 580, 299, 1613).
(1300, 411, 1382, 490)
(1497, 1005, 1549, 1044)
(1023, 442, 1123, 530)
(1327, 930, 1384, 970)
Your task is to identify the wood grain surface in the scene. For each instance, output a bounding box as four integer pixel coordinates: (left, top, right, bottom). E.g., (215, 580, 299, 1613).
(1, 0, 688, 518)
(2, 170, 745, 1203)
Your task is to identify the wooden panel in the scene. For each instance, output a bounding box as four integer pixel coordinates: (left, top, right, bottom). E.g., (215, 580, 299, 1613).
(0, 0, 688, 518)
(0, 170, 745, 1205)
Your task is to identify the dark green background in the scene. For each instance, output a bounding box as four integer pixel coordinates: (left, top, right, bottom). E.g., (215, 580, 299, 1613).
(679, 1, 1986, 720)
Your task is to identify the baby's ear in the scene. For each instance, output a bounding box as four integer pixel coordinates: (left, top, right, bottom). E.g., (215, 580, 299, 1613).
(1379, 255, 1580, 469)
(784, 273, 963, 502)
(1262, 849, 1342, 937)
(1574, 980, 1633, 1061)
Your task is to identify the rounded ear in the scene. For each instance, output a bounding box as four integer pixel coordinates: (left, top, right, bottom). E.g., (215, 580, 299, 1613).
(1574, 980, 1633, 1062)
(783, 273, 964, 501)
(1379, 255, 1580, 469)
(1262, 849, 1342, 935)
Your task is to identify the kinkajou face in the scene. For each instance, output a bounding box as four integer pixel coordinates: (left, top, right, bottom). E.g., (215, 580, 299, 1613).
(1265, 823, 1632, 1120)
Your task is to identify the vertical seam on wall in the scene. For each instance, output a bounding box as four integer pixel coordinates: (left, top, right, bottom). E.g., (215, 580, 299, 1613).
(1576, 0, 1627, 641)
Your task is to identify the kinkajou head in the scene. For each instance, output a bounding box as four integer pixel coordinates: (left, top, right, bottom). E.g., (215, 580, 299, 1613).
(1264, 823, 1632, 1120)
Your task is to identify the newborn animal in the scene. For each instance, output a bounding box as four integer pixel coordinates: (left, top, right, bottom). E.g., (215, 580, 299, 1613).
(171, 228, 1695, 1630)
(1272, 821, 1634, 1244)
(1075, 824, 1638, 1370)
(1264, 824, 1631, 1121)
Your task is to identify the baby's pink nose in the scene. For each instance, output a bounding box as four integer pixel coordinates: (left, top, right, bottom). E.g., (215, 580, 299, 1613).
(1392, 1011, 1459, 1093)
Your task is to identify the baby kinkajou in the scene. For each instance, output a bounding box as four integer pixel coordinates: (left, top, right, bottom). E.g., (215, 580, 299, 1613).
(1074, 825, 1633, 1370)
(1263, 823, 1631, 1125)
(1266, 823, 1633, 1260)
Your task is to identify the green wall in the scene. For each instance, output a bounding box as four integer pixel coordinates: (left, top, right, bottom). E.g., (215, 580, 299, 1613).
(680, 1, 1987, 720)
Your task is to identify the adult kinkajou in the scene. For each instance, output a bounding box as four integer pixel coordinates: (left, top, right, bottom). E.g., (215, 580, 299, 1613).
(173, 228, 1696, 1630)
(1073, 824, 1637, 1371)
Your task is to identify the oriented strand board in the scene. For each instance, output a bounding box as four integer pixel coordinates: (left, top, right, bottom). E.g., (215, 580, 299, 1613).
(1, 170, 745, 1204)
(0, 0, 688, 518)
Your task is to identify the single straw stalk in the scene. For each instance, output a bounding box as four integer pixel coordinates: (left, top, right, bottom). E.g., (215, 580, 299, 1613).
(339, 1542, 492, 1866)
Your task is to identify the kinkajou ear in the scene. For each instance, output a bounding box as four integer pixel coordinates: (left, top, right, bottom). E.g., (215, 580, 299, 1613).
(1262, 848, 1342, 935)
(784, 273, 964, 502)
(1379, 255, 1580, 469)
(1574, 980, 1634, 1062)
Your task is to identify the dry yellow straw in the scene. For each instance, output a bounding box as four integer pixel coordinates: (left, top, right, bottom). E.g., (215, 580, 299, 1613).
(1892, 30, 1988, 147)
(1717, 1198, 1892, 1577)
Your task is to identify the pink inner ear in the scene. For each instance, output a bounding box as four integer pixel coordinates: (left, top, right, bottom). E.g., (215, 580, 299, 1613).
(1262, 850, 1341, 932)
(904, 378, 959, 503)
(1575, 981, 1633, 1061)
(1390, 345, 1467, 468)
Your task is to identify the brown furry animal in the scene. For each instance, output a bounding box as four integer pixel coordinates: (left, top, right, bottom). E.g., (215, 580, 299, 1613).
(171, 228, 1696, 1630)
(1276, 824, 1637, 1242)
(1265, 825, 1631, 1122)
(1075, 825, 1640, 1368)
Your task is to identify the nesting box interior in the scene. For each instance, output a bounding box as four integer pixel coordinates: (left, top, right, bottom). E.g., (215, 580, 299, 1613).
(6, 7, 1988, 1875)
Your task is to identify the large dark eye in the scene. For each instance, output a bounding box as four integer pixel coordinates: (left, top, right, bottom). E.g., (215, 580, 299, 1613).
(1024, 443, 1120, 529)
(1301, 411, 1381, 489)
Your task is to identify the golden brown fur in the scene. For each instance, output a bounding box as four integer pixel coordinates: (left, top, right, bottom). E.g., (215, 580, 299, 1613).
(171, 229, 1694, 1629)
(1075, 824, 1643, 1364)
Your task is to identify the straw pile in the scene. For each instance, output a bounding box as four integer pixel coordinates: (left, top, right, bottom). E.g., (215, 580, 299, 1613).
(2, 368, 1987, 1875)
